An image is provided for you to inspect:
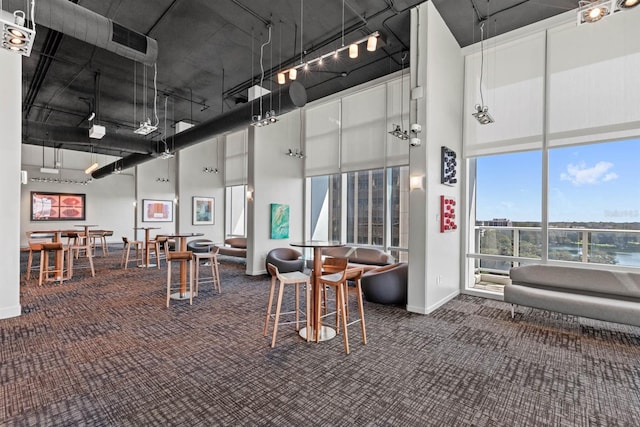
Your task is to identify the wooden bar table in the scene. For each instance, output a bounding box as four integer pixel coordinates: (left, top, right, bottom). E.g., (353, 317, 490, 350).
(134, 226, 160, 267)
(290, 241, 344, 342)
(161, 232, 204, 300)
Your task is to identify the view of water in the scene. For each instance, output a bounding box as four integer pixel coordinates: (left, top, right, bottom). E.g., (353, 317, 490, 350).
(550, 246, 640, 267)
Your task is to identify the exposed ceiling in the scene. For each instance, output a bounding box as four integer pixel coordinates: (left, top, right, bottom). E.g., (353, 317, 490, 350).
(8, 0, 578, 158)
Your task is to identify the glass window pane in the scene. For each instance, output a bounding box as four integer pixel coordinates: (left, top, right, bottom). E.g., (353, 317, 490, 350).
(225, 185, 246, 237)
(548, 139, 640, 266)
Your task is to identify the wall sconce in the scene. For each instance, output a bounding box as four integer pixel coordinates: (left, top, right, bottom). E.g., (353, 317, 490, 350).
(246, 189, 254, 201)
(410, 175, 424, 191)
(132, 201, 137, 207)
(173, 198, 178, 204)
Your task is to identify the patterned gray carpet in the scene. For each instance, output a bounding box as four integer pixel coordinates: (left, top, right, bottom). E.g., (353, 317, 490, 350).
(2, 249, 639, 426)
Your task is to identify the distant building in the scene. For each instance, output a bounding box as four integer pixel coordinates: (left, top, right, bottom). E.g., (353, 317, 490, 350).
(486, 218, 512, 227)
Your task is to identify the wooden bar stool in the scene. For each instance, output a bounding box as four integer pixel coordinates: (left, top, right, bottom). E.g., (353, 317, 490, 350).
(39, 242, 71, 286)
(121, 236, 144, 269)
(67, 234, 95, 277)
(166, 251, 194, 307)
(317, 258, 367, 354)
(193, 246, 221, 296)
(146, 235, 163, 269)
(25, 233, 53, 281)
(263, 263, 311, 348)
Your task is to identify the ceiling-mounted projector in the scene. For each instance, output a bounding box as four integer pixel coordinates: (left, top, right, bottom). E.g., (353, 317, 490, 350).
(134, 118, 157, 135)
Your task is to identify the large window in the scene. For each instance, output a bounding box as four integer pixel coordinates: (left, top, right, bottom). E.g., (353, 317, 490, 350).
(548, 139, 640, 266)
(471, 151, 542, 284)
(468, 140, 640, 293)
(308, 165, 408, 261)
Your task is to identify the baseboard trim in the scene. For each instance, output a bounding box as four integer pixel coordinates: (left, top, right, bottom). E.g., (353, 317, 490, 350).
(406, 290, 461, 315)
(0, 304, 21, 319)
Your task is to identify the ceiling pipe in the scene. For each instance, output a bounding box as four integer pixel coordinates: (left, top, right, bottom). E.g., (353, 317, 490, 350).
(23, 122, 158, 155)
(3, 0, 158, 65)
(91, 81, 307, 179)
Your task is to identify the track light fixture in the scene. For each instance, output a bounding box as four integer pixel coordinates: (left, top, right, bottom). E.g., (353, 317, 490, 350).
(577, 0, 638, 25)
(348, 43, 358, 58)
(367, 34, 377, 51)
(84, 162, 99, 174)
(31, 177, 92, 185)
(472, 22, 495, 125)
(156, 177, 170, 183)
(472, 104, 494, 125)
(389, 124, 409, 140)
(286, 148, 305, 159)
(1, 2, 36, 57)
(277, 31, 381, 84)
(251, 110, 279, 127)
(202, 167, 218, 173)
(134, 118, 158, 135)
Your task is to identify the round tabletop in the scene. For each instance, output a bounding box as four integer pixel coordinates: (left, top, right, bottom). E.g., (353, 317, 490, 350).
(290, 240, 343, 248)
(160, 232, 204, 238)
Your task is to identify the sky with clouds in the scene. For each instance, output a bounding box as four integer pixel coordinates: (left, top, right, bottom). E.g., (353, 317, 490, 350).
(476, 139, 640, 223)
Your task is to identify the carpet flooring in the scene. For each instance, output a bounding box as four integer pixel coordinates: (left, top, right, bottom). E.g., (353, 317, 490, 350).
(1, 248, 639, 426)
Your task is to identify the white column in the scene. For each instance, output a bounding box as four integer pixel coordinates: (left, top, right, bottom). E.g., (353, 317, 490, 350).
(407, 2, 465, 314)
(0, 50, 23, 319)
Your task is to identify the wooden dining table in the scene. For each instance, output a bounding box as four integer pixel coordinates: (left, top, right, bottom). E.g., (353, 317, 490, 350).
(290, 240, 344, 342)
(161, 232, 204, 299)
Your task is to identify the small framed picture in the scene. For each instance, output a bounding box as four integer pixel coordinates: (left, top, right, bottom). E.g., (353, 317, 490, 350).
(193, 196, 214, 225)
(142, 199, 173, 222)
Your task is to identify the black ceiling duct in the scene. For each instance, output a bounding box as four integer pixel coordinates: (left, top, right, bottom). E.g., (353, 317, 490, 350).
(91, 81, 307, 179)
(3, 0, 158, 65)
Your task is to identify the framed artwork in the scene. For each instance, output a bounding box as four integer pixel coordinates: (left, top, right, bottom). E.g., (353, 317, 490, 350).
(142, 199, 173, 222)
(441, 146, 457, 186)
(31, 192, 86, 221)
(270, 203, 290, 239)
(193, 196, 214, 225)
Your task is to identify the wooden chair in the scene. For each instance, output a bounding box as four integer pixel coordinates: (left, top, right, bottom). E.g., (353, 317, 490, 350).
(263, 263, 311, 348)
(193, 246, 221, 296)
(121, 236, 144, 269)
(317, 257, 367, 354)
(166, 251, 194, 307)
(39, 242, 72, 286)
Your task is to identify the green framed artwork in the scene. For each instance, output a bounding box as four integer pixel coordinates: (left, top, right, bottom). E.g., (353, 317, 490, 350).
(270, 203, 290, 239)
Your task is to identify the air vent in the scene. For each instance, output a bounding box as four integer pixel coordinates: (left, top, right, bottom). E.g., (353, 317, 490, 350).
(112, 22, 147, 54)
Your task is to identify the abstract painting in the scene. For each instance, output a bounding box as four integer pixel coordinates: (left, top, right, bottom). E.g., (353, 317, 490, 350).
(270, 203, 290, 239)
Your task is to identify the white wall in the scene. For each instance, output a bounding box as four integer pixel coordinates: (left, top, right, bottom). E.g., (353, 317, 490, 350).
(407, 2, 464, 314)
(135, 157, 176, 240)
(177, 137, 225, 241)
(20, 145, 135, 246)
(0, 49, 22, 319)
(247, 110, 305, 275)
